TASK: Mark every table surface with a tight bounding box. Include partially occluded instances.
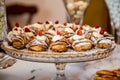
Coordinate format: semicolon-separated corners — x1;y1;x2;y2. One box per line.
0;45;120;80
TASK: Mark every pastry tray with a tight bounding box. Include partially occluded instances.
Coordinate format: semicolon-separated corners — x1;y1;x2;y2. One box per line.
1;42;116;63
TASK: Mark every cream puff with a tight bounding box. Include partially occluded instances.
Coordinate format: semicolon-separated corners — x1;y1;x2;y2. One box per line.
26;32;49;51
50;34;69;52
7;23;26;49
72;39;93;51
96;38;112;49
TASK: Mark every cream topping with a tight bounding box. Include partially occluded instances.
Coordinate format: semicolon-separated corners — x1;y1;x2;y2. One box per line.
44;21;53;30
26;35;48;48
36;35;47;41
26;39;47;48
82;25;92;31
31;23;44;31
64;27;74;33
70;35;85;40
99;39;112;44
24;32;35;39
8;27;24;42
93;32;103;38
12;27;23;35
72;40;91;47
66;23;73;27
52;35;63;42
47;29;56;35
7;32;14;42
54;24;63;28
75;42;91;47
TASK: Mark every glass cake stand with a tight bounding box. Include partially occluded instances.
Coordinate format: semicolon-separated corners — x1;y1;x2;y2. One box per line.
1;42;116;80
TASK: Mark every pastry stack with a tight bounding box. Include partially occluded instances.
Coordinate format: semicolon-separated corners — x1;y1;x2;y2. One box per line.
94;69;120;80
7;21;114;52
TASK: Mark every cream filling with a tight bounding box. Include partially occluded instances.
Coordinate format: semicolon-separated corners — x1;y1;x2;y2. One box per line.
64;27;74;33
93;32;103;38
31;23;44;30
75;42;91;47
47;29;56;35
52;35;63;42
36;35;47;42
82;25;91;31
70;35;85;40
99;39;112;44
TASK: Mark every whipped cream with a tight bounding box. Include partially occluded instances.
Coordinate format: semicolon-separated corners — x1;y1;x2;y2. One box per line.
12;27;23;35
24;32;35;40
47;29;56;35
72;40;91;47
64;27;74;33
44;21;53;30
36;35;47;41
52;35;63;42
26;35;48;47
54;24;63;28
99;39;112;44
70;35;85;40
75;42;91;47
82;25;92;31
93;32;103;38
31;23;45;31
66;23;73;27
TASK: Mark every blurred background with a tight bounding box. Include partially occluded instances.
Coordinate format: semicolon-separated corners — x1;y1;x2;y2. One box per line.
5;0;120;43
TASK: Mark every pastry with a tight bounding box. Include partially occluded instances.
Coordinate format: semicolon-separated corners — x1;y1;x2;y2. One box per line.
50;34;69;52
29;22;45;35
26;32;49;51
69;27;92;51
23;27;35;44
94;70;118;80
112;69;120;75
44;21;54;30
96;70;116;76
7;21;114;52
7;23;26;49
60;27;75;38
44;28;57;40
69;27;85;43
64;23;78;31
94;76;117;80
72;39;93;51
97;38;112;49
12;36;26;49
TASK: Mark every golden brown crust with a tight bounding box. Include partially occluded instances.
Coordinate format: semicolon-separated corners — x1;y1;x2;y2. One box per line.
12;40;25;49
28;45;47;51
112;69;120;75
72;39;93;51
50;44;67;52
97;43;112;49
96;70;116;76
73;44;92;51
94;76;117;80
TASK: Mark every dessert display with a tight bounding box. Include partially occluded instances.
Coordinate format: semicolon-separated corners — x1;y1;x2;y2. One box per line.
94;69;120;80
6;21;115;53
26;32;50;51
1;21;116;80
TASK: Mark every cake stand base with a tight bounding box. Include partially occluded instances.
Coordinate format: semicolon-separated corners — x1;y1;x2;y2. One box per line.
55;63;66;80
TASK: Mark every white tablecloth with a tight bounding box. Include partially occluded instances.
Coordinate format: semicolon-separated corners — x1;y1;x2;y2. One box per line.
0;45;120;80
